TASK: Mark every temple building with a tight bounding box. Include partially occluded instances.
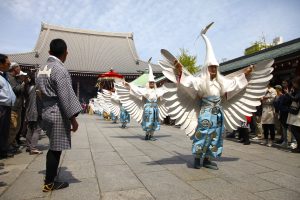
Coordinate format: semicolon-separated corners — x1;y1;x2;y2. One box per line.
220;38;300;85
7;23;161;102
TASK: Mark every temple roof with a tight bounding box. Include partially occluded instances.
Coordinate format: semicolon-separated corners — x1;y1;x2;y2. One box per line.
7;22;161;74
219;38;300;73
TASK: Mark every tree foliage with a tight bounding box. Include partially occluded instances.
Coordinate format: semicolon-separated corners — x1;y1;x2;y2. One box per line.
177;48;200;74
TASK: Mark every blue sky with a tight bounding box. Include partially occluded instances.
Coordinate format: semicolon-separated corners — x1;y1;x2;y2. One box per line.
0;0;299;65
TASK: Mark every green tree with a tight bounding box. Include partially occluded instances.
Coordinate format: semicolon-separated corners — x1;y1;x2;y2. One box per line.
177;48;200;74
244;34;273;55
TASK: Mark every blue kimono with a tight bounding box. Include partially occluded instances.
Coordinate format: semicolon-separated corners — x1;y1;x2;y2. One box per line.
142;100;160;132
192;96;224;158
127;84;166;139
110;112;117;123
179;71;248;159
120;106;130;127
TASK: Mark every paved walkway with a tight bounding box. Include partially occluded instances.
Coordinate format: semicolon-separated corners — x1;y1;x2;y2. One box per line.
1;114;300;200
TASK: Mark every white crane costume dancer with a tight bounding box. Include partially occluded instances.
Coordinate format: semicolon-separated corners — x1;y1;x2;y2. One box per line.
91;97;104;115
102;88;130;128
115;63;169;140
159;22;274;169
103;89;120;123
96;92;110;118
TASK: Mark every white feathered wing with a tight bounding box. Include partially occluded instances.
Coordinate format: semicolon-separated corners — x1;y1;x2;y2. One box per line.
114;83;144;123
115;83;169;124
159;57;274;137
222;59;274;131
102;89;121;118
97;92;110;114
163;82;201;138
155;86;170;121
159;60;201;137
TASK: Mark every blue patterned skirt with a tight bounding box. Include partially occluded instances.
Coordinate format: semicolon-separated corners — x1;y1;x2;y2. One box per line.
120;106;130;123
192;96;224;158
110;112;117;122
142;100;160;132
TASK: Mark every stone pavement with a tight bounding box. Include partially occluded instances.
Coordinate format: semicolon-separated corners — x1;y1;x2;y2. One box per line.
0;114;300;200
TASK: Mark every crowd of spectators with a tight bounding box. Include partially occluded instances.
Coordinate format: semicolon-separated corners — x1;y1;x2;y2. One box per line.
227;77;300;153
0;54;43;160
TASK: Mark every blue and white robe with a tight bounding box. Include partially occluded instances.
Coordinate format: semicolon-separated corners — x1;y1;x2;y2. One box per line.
142;100;160;132
129;85;163;135
180;72;248;159
110;112;117;123
120;106;130;126
192;96;224;158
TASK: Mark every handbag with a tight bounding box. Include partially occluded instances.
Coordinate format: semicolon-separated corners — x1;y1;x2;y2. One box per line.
289;101;300;115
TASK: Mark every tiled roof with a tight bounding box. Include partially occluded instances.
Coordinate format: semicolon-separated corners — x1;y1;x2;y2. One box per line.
7;22;161;73
220;38;300;73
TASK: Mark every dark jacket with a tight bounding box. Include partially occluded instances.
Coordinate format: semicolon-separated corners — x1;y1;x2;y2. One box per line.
25;85;42;122
288;89;300;103
7;73;25;111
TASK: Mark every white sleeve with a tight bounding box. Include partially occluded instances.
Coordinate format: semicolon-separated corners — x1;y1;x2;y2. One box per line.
224;73;248;99
129;83;147;97
180;73;201;91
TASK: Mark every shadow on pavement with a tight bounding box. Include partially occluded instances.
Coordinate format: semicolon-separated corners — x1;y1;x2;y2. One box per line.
35;144;49;151
218;156;240;162
39;167;81;184
145;152;240;169
100;126;126;129
226;137;293;152
57;167;81;183
111;134;171;140
145;153;195;168
0;164;8;187
0;181;7;187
